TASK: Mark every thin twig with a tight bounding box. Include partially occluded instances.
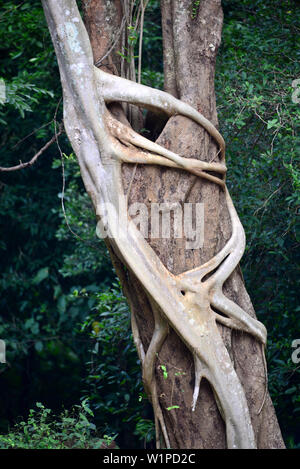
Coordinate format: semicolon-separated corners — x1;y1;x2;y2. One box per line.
0;122;64;172
138;0;150;84
10;120;54;149
53;115;100;248
254;182;286;216
0;2;25;20
54;118;84;242
257;343;268;415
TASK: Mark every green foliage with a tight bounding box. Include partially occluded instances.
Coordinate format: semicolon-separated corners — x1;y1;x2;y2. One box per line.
52;154;112;280
133;418;155;446
0;0;112;434
0;78;54;122
139;0;163;88
0;0;58;125
0;401;118;449
191;0;201;19
79;282;153;448
141;69;164;89
159;365;168;380
217;0;300;445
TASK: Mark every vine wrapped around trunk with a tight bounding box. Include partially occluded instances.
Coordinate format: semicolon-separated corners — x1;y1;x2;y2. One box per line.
42;0;284;449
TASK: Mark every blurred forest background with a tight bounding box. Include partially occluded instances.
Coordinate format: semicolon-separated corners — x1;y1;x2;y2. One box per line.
0;0;299;449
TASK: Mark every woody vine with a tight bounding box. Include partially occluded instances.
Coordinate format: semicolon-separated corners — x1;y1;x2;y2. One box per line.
42;0;269;449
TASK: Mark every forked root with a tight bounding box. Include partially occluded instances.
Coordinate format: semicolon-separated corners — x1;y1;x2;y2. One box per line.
105;110;226;187
142;302;170;448
43;1;268;448
192;356;205;412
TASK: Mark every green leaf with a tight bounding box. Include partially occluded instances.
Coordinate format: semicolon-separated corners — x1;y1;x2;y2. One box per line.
32;267;49;285
267;118;278;129
285;387;297;395
159;365;168;379
34;341;43;353
166;406;180;411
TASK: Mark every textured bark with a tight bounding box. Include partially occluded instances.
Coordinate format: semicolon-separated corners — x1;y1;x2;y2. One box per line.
83;0;123;74
61;0;284;449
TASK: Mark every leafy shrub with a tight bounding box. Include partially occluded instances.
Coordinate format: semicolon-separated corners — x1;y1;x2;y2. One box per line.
79;282;154;448
133;418;155;448
217;0;300;446
0;401;117;449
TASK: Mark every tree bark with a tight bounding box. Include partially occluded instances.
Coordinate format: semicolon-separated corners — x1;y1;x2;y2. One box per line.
48;0;285;449
143;0;285;448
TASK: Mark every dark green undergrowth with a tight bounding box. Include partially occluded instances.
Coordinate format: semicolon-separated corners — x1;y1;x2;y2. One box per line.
0;401;118;449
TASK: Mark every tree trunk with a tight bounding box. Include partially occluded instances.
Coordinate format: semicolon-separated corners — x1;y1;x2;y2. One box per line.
43;0;285;449
152;1;284;448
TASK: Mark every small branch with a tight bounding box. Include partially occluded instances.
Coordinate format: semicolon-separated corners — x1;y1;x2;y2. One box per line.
10;120;54;150
138;0;150;84
0;122;64;172
253;182;285;216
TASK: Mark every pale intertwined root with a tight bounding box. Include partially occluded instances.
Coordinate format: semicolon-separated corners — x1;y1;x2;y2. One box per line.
43;0;267;449
94;68;267;449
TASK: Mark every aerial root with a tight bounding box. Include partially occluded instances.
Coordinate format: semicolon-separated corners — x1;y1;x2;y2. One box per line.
106;112;226;187
211;293;267;346
141;303;170;448
152;380;171;449
192;356;204;411
45;0;269;449
131;304;170;448
257;343;268;415
96;67;226;160
131;309;146;364
99;65;264;447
